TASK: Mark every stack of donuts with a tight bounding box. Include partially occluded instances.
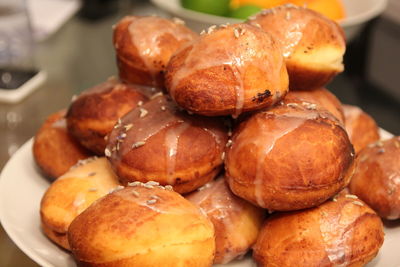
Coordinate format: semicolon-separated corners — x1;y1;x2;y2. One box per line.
34;5;399;267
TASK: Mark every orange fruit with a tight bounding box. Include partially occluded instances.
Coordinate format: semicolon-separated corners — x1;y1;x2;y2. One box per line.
287;0;345;21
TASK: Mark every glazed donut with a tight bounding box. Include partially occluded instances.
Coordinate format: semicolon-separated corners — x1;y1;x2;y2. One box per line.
165;23;289;117
253;190;384;267
343;104;380;153
283;87;345;125
66;78;148;155
68;182;215;267
225;102;354;211
40;157;120;250
33;110;91;180
349;137;400;220
186;176;265;264
106;95;228;194
113;16;198;87
248;4;345;91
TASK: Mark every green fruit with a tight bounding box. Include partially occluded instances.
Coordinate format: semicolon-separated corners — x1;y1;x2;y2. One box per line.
181;0;231;16
229;5;262;19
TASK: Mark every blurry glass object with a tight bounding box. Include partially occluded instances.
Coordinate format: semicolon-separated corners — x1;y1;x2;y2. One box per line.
0;0;34;69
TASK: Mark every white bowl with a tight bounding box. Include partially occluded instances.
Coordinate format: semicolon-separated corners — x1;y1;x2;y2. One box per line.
151;0;387;41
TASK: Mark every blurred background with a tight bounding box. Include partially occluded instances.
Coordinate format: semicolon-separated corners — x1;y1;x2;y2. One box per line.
0;0;399;266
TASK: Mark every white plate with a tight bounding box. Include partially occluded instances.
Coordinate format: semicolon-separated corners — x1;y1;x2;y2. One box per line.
151;0;388;41
0;130;399;267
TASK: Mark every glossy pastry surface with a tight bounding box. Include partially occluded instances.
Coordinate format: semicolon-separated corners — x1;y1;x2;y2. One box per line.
68;182;215;267
106;95;228;194
349;137;400;220
165;23;288;117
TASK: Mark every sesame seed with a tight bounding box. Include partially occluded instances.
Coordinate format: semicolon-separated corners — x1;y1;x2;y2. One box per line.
151;195;160;200
332;198;337;202
352;201;364;206
207;25;217;34
132;141;146;148
150;92;163;99
71;95;77;102
226;140;233;147
147;199;157;204
228;130;232;137
128;181;141;186
132;190;140;197
137;101;143;106
200;30;206;35
124;124;133;131
252;23;261;28
104;148;111;157
165;185;173;191
112;146;117;152
88;172;96;177
172;17;185;25
104;135;109;141
143;184;154;189
139;108;148;118
233;28;240;38
287;103;299;108
221;152;225;160
161;106;166;111
147;181;160;186
116;142;120;151
109;185;124;193
345;194;358;199
88;188;98;192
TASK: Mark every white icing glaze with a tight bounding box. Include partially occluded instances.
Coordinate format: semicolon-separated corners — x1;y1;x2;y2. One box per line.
128;16;196;86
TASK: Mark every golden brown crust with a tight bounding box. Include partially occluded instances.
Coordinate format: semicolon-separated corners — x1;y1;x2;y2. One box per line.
186;176;265;264
68;185;215;267
248;5;345;90
40;157;120;250
343;104;380;153
106;95;228;194
349;137;400;219
66;79;148;155
113;16;197;87
33;110;91;180
41;223;70;250
225;103;354;211
283;88;345;124
253;191;384;267
165;23;288;117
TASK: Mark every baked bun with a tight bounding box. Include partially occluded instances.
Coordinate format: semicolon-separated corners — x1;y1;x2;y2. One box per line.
187;176;265;264
66;78;148;155
248;4;345;90
165;23;288;117
225;103;354;211
106;95;228;194
68;182;215;267
343;104;380;153
33;110;91;180
40;157;120;249
283;87;345;124
113;16;197;87
349;137;400;220
253;191;384;267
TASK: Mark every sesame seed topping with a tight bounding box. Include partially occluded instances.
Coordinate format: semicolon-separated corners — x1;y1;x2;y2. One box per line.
220;23;230;28
71;95;78;102
165;185;173;191
287;103;299;108
116;142;120;151
143;184;154;189
124;123;133;131
200;30;206;35
132;141;146;148
147;181;160;186
128;181;141;186
104;148;112;157
147;199;157;204
109;185;124;193
161;106;166;111
172;17;185;25
132;190;140;197
345;194;358;199
233;28;240;38
252;22;261;28
352;201;364;206
139;108;148;118
221;152;226;160
226;140;233;147
150;92;163;99
104;135;109;141
207;25;217;34
137;101;143;106
151;195;160;200
88;172;96;177
228;130;232;137
332;198;337;202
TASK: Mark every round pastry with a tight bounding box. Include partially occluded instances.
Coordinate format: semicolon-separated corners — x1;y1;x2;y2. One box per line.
349;137;400;220
283;87;345;125
33;110;91;180
68;182;215;267
66;78;148;155
248;4;345;91
113;16;198;87
40;157;120;250
225;102;354;211
343;104;380;153
165;23;289;117
106;95;228;194
186;176;265;264
253;191;384;267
